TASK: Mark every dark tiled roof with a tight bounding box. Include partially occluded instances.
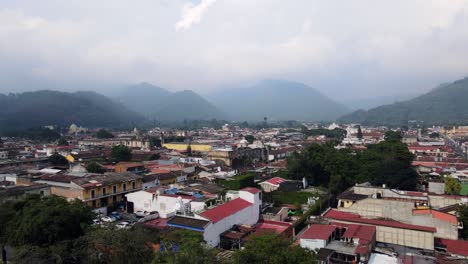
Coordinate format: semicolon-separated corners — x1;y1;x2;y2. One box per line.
337;190;368;201
168;215;210;229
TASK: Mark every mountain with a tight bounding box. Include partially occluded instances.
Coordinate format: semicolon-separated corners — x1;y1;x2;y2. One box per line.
0;90;145;130
115;82;172;116
117;83;226;120
339;77;468;125
208;79;349;121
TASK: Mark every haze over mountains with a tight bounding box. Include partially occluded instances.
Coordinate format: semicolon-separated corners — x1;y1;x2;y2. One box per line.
340;77;468;126
0;90;144;131
208;80;349;121
2;75;468;131
116;83;226;121
116;80;349;122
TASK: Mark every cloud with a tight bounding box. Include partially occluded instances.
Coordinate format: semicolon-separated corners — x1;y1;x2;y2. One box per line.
175;0;217;31
0;0;468;99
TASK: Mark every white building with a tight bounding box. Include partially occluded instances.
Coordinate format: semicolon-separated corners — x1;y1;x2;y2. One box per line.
168;187;262;247
125;188;206;218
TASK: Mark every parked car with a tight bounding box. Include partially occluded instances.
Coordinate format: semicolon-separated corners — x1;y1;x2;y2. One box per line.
134;210;150;217
110;211;122;220
101;216;117;223
115;221;130;229
92;219;101;226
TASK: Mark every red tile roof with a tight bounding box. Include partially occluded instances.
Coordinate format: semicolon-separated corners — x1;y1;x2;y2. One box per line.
240;187;261;194
413;209;458;225
199;198;252;223
436;238;468;256
264;177;287;186
324;209;436;233
300;224;336;240
255;220;292;235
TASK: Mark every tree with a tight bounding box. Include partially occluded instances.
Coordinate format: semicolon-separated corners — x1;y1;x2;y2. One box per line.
1;195;94;247
96;129;114;139
231;232;316;264
0;136;3;147
86;161;105;174
111;145;132;162
48;153;68;166
154;230;217;264
186;145;193;157
445;176;461;195
384;131;402;142
357;125;363;140
458;205;468;239
245;135;255;144
80;226;159;264
57;138;69;146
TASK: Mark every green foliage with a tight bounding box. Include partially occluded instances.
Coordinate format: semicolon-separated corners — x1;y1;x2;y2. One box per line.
458;205;468;240
0;195;94;246
150;137;162;147
269;191;316;205
1;127;61;142
445;176;461;195
57;137;69;146
187;145;192;157
81;226;158;264
0;90;145;130
357;125;363;139
286;140;417;194
340;77;468;126
301;127;346;139
164;135;186;143
111;145;132;162
154;229;217;264
216;173;255;190
96;128;114;138
245;135;255;144
385;131;402;142
48;152;69;166
231;232;316;264
86;161;105;174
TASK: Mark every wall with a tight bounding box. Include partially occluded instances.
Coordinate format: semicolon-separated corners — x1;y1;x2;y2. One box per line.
163;143;212;152
428;182;445;195
300;239;327;251
332;219;434;250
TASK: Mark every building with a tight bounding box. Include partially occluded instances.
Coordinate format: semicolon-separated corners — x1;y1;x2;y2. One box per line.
163;143;212;152
336;185;463;240
37;172;142;210
207;147;265;167
125;188;207;218
167;187;262;247
300;223;376;264
324;209;435;251
0;183;51;203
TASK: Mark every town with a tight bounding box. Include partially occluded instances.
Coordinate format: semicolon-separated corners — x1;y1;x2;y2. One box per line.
1;122;467;263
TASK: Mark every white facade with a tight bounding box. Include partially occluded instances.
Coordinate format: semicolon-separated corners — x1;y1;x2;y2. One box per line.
201;189;262;247
126;190;205;218
300;238;327;251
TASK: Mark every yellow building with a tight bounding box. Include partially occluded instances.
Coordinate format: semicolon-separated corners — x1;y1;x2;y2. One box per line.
50;172;143;208
163;143;212;152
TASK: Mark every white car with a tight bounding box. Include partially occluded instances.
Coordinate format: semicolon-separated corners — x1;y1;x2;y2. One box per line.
116;221;130;229
101;216;117;223
134;210;150;217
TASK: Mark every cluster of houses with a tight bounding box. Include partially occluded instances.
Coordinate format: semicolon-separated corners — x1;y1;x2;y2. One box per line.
1;123;468;263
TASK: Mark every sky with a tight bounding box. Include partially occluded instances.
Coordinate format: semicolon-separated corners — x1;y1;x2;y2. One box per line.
1;0;468;102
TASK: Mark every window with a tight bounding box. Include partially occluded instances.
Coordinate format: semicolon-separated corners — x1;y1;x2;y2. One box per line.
112;195;117;203
113;185;117;193
92;200;96;207
132;181;136;189
91;190;95;198
123;183;127;191
102;187;107;195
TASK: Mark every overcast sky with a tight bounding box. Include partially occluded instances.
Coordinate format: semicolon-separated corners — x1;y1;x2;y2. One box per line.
1;0;468;101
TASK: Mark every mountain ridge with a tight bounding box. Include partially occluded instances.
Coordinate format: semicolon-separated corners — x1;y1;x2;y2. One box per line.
339;76;468;125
